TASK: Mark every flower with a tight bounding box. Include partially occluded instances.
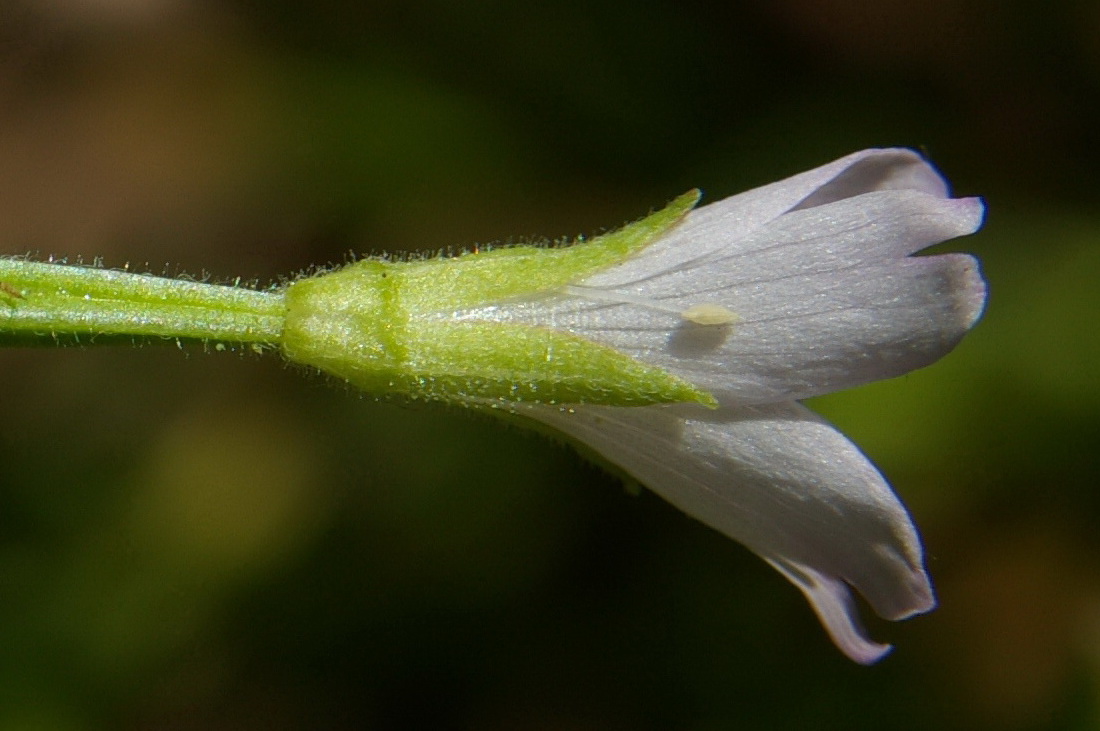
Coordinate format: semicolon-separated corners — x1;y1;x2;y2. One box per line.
282;148;986;664
458;148;987;663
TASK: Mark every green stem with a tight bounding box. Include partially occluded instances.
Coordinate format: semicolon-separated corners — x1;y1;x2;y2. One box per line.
0;258;285;346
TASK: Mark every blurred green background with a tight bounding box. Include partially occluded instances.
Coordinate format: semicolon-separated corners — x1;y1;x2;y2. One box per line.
1;1;1098;729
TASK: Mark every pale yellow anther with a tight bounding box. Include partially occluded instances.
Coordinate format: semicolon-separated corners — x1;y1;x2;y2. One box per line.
680;303;738;326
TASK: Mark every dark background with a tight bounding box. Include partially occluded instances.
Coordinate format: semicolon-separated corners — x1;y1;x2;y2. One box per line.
1;2;1098;729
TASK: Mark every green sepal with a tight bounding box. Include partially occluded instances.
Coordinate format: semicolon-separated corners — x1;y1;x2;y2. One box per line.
282;191;717;408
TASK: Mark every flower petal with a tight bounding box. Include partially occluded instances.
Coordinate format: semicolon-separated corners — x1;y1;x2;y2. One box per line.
679;148;950;241
601;148;959;275
763;558;894;665
589;189;983;287
582;251;986;403
789;147;952;208
515;400;935;664
472;191;985;402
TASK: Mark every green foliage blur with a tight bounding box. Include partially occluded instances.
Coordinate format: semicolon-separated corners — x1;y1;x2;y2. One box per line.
1;1;1098;729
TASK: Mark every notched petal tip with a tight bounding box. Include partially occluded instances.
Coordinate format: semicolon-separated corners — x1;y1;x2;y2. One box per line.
918;195;985;248
765;520;936;664
932;251;988;331
767;558;932;665
954;195;987;235
960;257;988;330
868;548;938;621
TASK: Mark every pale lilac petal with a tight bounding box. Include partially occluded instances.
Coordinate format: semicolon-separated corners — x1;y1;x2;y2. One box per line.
681;147;947;235
468;191;985;402
789;147;951;209
588;190;984;288
515;400;935;664
604;148;957;276
580;252;987;402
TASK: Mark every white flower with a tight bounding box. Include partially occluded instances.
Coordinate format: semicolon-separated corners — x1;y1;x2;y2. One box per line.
463;148;987;663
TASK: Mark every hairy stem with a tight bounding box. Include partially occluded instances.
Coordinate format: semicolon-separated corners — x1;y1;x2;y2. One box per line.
0;258;285;346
